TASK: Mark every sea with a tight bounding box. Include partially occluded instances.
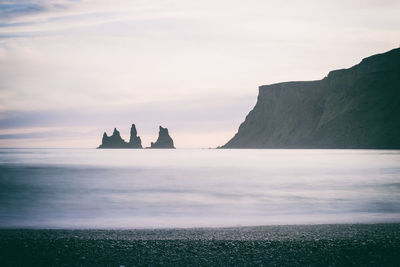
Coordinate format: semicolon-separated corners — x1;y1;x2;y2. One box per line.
0;148;399;229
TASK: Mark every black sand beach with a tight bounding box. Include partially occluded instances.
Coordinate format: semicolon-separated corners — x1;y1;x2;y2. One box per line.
1;224;400;266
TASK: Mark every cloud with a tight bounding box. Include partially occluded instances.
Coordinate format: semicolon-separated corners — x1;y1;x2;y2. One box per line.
0;2;46;19
0;93;256;130
0;0;76;23
0;129;70;139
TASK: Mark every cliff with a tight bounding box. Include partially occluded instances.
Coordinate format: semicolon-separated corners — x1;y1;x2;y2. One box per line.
222;48;400;148
149;126;175;149
98;124;142;149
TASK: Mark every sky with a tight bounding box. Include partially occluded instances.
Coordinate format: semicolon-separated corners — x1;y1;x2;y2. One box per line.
0;0;399;148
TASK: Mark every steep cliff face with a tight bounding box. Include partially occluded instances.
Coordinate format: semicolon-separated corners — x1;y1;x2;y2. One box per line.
98;124;143;149
149;126;175;149
222;48;400;148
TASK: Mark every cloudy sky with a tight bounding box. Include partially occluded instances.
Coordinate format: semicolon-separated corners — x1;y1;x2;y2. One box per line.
0;0;399;148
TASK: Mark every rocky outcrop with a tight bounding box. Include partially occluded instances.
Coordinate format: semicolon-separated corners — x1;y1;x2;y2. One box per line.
128;124;142;148
98;123;143;149
98;128;127;148
221;48;400;148
149;126;175;149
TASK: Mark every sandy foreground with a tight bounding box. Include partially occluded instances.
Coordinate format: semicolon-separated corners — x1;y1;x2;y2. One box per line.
1;224;400;266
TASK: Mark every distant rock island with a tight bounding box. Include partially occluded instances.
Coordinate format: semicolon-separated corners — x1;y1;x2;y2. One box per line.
98;124;142;149
98;124;175;149
148;126;175;149
222;48;400;148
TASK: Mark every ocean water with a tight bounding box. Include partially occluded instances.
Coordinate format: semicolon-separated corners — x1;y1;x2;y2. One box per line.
0;148;399;228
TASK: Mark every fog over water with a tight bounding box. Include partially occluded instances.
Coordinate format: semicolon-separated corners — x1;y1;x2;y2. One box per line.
0;149;399;228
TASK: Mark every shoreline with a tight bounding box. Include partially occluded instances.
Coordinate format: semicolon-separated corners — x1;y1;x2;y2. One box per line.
1;223;400;266
1;222;400;235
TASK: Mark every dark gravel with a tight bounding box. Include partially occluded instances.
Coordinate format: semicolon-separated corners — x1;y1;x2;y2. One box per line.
1;224;400;266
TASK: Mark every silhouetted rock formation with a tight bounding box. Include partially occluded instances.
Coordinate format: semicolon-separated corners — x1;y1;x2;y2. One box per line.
98;128;127;148
149;126;175;149
98;124;143;149
128;124;142;148
222;48;400;148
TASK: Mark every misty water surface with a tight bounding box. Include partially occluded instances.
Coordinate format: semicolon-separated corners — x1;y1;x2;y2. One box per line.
0;149;399;228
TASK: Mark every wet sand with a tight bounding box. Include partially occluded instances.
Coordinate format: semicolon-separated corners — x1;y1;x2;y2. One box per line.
1;224;400;266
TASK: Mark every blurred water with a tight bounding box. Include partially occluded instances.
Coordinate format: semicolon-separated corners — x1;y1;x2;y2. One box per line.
0;148;399;228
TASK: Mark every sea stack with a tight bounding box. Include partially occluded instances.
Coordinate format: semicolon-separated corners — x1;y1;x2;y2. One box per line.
97;123;143;149
98;128;127;148
149;126;175;149
128;124;142;148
